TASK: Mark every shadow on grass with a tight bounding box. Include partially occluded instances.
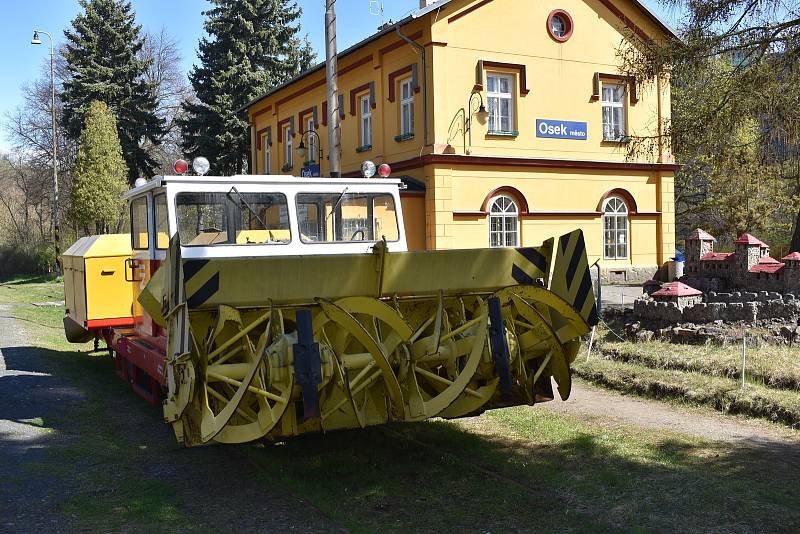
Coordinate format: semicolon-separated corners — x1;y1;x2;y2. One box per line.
2;344;800;533
0;274;58;285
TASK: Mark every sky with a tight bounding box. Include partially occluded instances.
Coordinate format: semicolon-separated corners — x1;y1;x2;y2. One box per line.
0;0;682;151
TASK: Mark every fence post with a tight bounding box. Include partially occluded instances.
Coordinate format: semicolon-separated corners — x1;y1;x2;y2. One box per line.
741;334;747;389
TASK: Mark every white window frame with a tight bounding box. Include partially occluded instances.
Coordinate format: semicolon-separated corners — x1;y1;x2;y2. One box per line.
305;117;316;164
360;94;372;147
400;77;414;137
489;195;520;248
602;83;626;141
602;196;629;260
284;126;293;168
487;73;515;134
263;138;271;175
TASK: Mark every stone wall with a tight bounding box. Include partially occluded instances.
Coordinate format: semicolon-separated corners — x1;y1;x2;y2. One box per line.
704;291;790;303
634;292;800;324
786;264;800;292
679;276;727;292
599;266;658;284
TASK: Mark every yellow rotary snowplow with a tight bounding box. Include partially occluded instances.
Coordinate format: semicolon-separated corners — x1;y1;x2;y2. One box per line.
146;215;596;445
66;173;597;447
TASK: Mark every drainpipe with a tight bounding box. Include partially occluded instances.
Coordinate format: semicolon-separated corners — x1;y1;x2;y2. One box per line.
395;26;429;148
656;74;663;163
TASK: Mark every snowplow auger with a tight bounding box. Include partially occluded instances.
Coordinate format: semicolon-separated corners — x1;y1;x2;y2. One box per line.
142;230;598;446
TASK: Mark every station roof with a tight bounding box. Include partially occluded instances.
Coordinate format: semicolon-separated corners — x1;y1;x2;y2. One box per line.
734;233;768;246
782;252;800;261
240;0;680;114
652;282;702;298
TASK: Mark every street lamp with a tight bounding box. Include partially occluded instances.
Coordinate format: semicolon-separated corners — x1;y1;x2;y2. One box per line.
297;129;323;165
464;91;489;153
31;30;60;274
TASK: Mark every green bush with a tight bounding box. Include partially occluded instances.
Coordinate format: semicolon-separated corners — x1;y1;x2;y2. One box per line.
0;244;56;278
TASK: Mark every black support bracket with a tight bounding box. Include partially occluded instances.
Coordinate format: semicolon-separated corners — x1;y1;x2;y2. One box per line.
293;309;322;419
487;297;512;396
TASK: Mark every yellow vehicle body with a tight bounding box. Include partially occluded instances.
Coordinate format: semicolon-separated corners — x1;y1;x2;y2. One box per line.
142;230;597;447
62;234;134;341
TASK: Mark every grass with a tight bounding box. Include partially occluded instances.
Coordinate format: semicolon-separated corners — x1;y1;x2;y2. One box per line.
575;357;800;428
241;406;800;533
597;339;800;390
0;274;62;304
4;278;800;532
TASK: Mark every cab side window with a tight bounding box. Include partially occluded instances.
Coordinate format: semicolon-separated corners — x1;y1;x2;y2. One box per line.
131;196;149;250
154;194;169;249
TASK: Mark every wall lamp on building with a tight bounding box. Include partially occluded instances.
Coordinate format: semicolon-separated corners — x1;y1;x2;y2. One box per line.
464;91;489;152
297;129;323;164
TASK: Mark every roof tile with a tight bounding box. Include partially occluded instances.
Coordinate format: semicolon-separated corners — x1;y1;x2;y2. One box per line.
734;233;768;246
652;282;703;297
688;228;716;241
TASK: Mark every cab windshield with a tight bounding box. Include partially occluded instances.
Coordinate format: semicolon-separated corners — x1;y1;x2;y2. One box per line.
176;191;291;246
296;192;399;243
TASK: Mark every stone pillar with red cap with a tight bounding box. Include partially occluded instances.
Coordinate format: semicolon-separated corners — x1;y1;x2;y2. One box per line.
782;252;800;292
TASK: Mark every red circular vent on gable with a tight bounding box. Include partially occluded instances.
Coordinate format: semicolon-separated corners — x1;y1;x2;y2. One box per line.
547;9;574;43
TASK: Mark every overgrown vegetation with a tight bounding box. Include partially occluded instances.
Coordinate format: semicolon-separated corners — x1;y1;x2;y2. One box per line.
576;330;800;427
576;358;800;427
619;0;800;249
595;339;800;390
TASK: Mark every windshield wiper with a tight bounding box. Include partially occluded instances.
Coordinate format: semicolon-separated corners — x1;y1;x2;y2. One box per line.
227;186;267;230
327;187;349;222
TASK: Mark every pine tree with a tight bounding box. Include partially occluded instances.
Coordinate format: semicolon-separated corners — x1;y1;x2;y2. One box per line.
70;101;129;234
179;0;316;175
62;0;165;185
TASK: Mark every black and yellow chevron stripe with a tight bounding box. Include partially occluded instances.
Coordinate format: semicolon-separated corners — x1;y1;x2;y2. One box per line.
549;230;599;326
182;259;220;309
511;238;553;285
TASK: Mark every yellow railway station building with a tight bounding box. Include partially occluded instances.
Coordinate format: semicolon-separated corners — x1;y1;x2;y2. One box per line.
244;0;678;282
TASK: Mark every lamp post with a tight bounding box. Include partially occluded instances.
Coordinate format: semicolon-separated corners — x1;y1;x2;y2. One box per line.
464;91;489;153
31;30;60;274
297;129;324;166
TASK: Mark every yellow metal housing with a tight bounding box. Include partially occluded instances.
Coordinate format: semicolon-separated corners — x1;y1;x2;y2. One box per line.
62;234;133;331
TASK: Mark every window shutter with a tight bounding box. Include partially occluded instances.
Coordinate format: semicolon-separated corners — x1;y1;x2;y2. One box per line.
411;64;419;92
322;101;328;126
266;126;272;146
312;105;319;128
338;94;345;120
369;81;376;109
289;116;295;136
475;60;484;90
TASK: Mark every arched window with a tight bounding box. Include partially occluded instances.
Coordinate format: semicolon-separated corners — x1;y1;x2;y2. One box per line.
603;196;628;259
489;195;519;247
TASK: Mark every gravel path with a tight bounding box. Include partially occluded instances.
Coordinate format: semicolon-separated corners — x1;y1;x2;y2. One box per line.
0;304;85;532
546;380;800;450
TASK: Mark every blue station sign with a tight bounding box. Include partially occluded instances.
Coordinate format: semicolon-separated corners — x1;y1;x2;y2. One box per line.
536;119;588;140
300;164;321;178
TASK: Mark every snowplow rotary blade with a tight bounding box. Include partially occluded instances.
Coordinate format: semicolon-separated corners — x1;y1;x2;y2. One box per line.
153;230;597;446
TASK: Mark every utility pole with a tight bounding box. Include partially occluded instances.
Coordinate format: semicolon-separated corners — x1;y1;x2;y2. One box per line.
31;30;60;274
325;0;341;177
